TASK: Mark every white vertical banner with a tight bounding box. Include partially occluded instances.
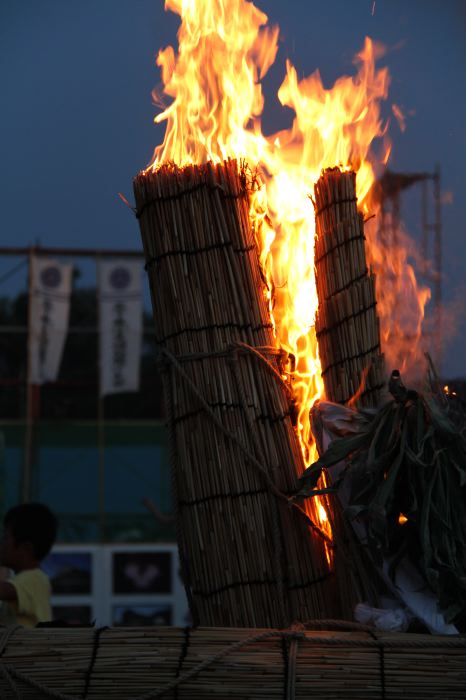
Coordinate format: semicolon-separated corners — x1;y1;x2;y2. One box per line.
29;256;73;385
98;260;142;396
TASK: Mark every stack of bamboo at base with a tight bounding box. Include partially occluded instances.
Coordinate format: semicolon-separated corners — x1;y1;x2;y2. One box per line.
2;626;466;699
133;159;344;628
314;168;386;408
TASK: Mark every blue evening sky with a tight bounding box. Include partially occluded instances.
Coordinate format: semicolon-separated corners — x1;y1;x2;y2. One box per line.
0;0;465;376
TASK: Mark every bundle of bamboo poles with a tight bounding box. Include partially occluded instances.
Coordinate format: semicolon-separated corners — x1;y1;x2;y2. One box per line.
314;168;386;408
133;159;344;628
2;625;466;699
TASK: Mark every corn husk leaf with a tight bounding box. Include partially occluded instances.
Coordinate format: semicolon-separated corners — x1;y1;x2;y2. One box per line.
298;372;466;625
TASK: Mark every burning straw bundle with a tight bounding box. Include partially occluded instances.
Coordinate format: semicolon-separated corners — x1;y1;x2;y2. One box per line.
314;168;385;408
2;625;466;699
133;159;342;628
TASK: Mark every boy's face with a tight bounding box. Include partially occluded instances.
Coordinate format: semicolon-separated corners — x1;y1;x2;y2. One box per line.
0;526;18;569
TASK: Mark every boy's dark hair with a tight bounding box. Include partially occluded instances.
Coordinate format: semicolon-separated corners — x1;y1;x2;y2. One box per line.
4;502;57;560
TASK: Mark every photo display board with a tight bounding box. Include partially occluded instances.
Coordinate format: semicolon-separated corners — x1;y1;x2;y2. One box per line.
42;544;189;627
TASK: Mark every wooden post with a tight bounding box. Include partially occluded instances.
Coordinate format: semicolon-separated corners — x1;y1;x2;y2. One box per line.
96;255;107;542
22;246;36;502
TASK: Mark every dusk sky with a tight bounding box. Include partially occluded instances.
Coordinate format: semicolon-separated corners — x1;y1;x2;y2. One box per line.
1;0;465;377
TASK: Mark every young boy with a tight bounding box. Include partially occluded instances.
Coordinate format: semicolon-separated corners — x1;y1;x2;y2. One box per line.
0;502;57;627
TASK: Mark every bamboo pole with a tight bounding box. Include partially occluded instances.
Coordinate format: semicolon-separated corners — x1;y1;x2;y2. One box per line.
133;159;344;628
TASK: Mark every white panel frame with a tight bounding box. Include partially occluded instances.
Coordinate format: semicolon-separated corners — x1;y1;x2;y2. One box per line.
47;543;189;627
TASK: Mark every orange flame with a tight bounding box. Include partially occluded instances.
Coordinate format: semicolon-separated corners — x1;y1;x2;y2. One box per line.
392;103;406;132
147;0;430;488
347;366;371;409
364;215;431;379
152;0;278;166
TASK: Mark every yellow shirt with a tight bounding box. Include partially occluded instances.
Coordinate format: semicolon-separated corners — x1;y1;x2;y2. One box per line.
1;569;52;628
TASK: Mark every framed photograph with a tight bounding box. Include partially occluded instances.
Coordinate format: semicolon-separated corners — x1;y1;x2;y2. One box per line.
112;551;172;594
52;605;92;625
112;604;172;627
42;551;92;595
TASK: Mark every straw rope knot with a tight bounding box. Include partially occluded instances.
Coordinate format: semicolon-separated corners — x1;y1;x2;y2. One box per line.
282;625;303;700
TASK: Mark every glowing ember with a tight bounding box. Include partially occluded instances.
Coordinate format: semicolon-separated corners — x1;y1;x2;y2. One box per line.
148;0;430;470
